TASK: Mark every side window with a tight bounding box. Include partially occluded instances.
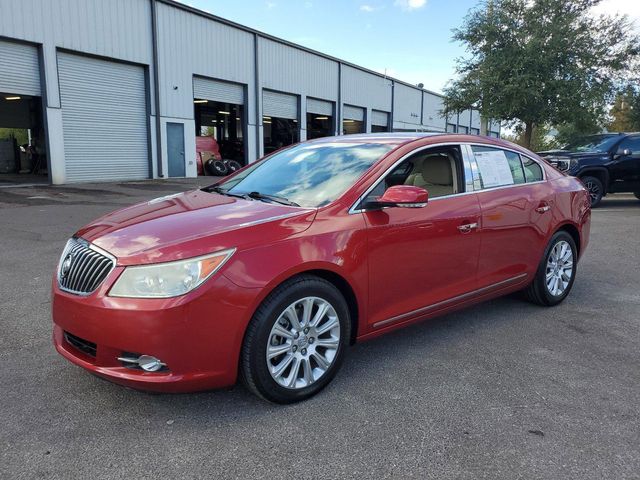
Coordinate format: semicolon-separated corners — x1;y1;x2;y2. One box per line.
618;136;640;154
521;156;543;182
359;146;463;206
471;146;525;188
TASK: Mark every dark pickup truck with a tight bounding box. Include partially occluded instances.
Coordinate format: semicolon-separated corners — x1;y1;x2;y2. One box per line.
538;132;640;207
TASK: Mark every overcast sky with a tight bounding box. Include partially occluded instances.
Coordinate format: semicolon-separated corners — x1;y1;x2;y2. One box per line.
178;0;640;95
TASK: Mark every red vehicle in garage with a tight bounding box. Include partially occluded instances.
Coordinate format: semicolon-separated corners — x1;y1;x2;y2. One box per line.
52;133;591;403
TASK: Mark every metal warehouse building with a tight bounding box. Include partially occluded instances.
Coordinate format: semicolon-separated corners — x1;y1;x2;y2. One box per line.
0;0;500;185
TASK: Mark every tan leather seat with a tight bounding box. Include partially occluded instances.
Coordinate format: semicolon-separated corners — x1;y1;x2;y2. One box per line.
406;154;455;197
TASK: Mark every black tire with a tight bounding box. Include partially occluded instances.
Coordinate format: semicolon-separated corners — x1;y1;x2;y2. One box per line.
241;275;350;404
581;175;603;208
525;230;578;306
205;159;228;176
634;192;640;201
225;160;243;173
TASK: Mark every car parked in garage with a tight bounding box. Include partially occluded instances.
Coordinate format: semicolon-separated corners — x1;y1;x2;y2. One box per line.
52;133;591;403
538;132;640;207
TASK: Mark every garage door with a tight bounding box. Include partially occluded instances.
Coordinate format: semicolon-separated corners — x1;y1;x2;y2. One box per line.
371;110;389;127
343;105;365;122
307;98;333;116
193;77;244;104
263;90;298;120
0;40;41;96
58;52;149;182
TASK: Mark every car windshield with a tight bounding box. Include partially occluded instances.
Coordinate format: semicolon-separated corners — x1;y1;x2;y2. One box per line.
563;135;620;153
213;142;393;208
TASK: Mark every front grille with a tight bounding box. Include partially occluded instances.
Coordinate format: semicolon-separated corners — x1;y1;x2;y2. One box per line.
64;331;97;357
57;238;115;295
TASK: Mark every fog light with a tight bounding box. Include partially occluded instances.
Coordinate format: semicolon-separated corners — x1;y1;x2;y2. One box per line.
118;354;166;372
138;355;165;372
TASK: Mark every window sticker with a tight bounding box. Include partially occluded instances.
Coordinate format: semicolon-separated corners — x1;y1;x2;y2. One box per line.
474;150;514;188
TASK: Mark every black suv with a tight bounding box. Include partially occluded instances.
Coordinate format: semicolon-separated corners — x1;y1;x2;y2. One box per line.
538;133;640;207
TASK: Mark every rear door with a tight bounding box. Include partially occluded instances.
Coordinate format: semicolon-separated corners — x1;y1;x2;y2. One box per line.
360;144;482;329
470;146;553;288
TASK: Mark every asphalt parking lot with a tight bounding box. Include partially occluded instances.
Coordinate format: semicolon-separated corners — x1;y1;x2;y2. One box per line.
1;181;638;479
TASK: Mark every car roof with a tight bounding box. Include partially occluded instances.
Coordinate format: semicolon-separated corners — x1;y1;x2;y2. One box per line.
305;132;446;146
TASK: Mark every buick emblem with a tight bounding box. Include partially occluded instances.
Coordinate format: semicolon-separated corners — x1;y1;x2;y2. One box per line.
61;254;74;278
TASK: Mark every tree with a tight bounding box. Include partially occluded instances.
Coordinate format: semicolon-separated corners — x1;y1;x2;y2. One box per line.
443;0;639;149
502;123;559;151
608;87;640;132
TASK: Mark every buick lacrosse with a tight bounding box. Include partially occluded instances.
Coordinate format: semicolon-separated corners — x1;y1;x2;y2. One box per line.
53;133;591;403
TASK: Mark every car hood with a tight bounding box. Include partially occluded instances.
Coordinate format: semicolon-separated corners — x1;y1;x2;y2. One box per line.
538;150;606;160
76;190;317;265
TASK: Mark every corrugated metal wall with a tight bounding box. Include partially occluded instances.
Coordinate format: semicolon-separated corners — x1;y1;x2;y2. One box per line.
341;65;392;112
259;37;338;102
393;84;423;129
0;0;497;184
422;92;446;132
0;0;154;109
156;2;255;120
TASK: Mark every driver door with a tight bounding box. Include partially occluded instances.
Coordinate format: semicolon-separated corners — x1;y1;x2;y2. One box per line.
360;145;481;329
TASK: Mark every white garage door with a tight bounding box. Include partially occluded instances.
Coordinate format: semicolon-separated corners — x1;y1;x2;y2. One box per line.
343;105;365;122
263;90;298;120
58;52;149;182
0;40;41;96
193;77;244;105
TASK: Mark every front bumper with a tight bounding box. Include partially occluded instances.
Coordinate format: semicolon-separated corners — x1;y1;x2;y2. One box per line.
52;269;258;393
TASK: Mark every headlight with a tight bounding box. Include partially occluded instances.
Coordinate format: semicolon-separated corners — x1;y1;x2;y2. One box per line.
109;248;235;298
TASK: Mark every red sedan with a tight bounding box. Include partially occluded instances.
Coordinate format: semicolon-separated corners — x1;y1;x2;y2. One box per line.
52;133;591;403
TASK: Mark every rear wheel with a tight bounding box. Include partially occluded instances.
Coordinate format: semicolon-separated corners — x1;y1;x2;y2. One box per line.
581;175;603;207
525;231;577;306
241;275;350;403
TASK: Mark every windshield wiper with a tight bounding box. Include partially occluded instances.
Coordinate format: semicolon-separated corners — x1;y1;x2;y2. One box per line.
246;191;300;207
207;186;248;199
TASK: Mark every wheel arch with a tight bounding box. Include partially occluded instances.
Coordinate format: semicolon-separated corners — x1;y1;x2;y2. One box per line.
241;265;362;350
555;222;581;258
578;168;609;194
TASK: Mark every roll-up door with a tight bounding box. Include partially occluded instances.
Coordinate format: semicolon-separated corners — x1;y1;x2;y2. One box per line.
0;40;41;96
58;52;149;182
307;98;333;116
343;105;365;121
371;110;389;127
263;90;298;120
193;77;244;105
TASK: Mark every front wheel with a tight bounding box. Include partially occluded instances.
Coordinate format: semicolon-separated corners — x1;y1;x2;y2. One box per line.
525;231;577;306
241;275;350;403
581;175;603;208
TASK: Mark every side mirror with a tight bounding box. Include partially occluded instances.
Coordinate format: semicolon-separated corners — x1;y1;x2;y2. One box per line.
364;185;428;210
615;147;632;157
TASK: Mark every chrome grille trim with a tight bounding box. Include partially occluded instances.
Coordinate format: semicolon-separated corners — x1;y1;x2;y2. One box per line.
57;238;116;295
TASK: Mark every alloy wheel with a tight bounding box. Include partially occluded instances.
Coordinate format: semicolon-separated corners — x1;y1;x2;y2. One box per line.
545;240;574;296
584;180;600;204
266;296;341;390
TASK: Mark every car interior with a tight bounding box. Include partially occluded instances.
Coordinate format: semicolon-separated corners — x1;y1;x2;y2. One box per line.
364;146;462;203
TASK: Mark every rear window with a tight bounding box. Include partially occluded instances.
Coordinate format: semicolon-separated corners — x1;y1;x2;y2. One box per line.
522;156;543;182
471;146;525;188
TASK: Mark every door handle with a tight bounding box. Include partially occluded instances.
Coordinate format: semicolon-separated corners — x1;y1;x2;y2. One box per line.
457;222;478;233
535;205;551;213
